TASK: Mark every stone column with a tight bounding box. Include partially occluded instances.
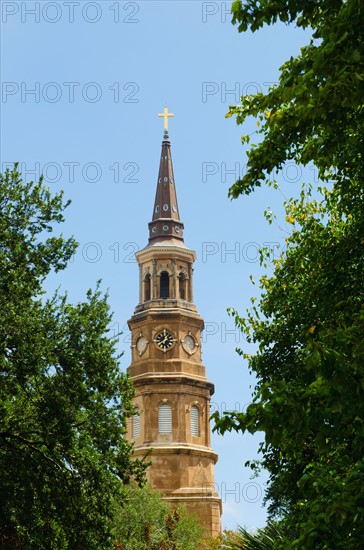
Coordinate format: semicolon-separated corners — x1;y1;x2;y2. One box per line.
139;263;143;303
188;262;194;303
179;393;186;443
152;259;158;299
172;258;177;299
143;393;151;443
206;398;210;446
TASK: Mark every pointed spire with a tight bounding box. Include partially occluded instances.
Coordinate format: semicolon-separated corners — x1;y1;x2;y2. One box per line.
148;117;184;243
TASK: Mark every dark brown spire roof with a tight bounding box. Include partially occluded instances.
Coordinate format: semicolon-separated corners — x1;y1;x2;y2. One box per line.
148;130;184;243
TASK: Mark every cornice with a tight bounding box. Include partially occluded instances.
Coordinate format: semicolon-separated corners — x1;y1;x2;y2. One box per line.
129;303;203;321
136;243;196;263
132;444;218;463
128;373;215;394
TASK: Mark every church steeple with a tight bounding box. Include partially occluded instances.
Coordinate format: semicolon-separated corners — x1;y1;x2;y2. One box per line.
148;113;184;243
148;132;184;243
126;111;222;538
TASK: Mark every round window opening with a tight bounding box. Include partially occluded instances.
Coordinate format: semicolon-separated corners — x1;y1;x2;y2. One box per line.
163;225;169;232
163;204;169;211
152;227;157;233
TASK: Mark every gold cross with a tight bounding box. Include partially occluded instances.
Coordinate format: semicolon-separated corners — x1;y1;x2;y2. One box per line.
158;106;174;131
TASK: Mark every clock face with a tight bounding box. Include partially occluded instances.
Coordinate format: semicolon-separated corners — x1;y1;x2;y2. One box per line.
182;334;196;354
154;329;175;351
136;335;148;356
184;335;195;350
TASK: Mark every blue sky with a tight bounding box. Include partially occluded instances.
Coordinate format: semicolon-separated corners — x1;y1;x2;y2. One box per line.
1;0;312;531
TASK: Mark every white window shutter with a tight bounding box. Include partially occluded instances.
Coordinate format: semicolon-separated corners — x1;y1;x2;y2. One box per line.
132;409;140;438
158;403;172;434
190;405;199;436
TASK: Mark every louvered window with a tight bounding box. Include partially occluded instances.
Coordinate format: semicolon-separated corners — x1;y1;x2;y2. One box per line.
132;409;140;439
158;403;172;434
190;405;200;436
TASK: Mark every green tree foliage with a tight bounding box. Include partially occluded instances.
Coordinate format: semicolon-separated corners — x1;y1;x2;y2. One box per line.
224;522;285;550
213;1;364;547
0;165;146;549
112;483;203;550
228;0;364;211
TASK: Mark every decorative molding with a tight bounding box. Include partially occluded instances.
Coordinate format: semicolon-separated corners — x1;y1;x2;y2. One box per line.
157;264;171;276
178;267;189;279
136;245;196;264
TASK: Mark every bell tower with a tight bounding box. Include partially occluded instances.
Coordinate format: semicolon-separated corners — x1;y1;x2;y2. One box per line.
127;110;222;537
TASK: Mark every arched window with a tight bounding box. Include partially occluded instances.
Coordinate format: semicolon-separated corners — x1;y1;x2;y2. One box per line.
144;273;151;301
160;271;169;299
178;272;187;300
132;408;140;439
158;403;172;434
190;405;199;436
